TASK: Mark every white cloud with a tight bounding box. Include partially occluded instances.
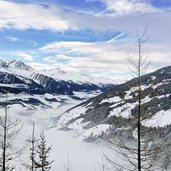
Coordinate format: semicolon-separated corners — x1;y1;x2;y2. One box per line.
43;56;58;63
0;0;69;31
56;54;73;60
39;40;171;77
15;52;33;61
5;35;38;47
40;41;106;54
61;1;171;48
39;40;128;76
0;0;170;48
95;0;158;16
43;55;73;63
28;62;55;70
5;36;18;42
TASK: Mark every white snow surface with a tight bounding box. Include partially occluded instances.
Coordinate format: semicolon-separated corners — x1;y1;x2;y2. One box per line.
109;102;137;118
0;58;34;78
56;105;88;129
100;96;121;104
81;124;111;138
143;109;171;127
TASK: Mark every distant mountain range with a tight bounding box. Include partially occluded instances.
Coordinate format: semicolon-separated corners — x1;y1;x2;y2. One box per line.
56;65;171;140
0;58;115;95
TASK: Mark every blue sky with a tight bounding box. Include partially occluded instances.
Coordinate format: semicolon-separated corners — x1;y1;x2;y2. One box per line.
0;0;171;79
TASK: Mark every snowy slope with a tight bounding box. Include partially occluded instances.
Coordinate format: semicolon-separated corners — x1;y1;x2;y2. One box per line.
56;65;171;139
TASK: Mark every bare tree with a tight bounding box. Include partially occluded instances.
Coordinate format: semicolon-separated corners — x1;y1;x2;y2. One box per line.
104;28;169;171
0;87;22;171
64;153;72;171
24;122;38;171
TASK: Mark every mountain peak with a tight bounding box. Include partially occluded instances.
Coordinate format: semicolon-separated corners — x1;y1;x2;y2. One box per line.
46;67;67;75
0;58;33;71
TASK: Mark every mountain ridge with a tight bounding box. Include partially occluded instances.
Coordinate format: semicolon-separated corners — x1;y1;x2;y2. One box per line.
0;58;116;95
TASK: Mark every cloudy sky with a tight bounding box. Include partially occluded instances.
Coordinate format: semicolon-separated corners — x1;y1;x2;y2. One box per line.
0;0;171;79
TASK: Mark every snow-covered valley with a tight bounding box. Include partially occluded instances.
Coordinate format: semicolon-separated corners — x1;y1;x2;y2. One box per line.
0;93;111;171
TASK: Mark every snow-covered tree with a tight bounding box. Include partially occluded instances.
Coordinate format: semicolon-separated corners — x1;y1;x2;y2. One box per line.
34;131;53;171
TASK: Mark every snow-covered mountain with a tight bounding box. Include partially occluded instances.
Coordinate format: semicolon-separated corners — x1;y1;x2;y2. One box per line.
0;58;33;77
56;65;171;140
0;58;116;96
41;68;115;85
0;58;115;86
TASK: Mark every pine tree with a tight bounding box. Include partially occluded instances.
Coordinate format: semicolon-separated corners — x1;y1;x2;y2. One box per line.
35;131;53;171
